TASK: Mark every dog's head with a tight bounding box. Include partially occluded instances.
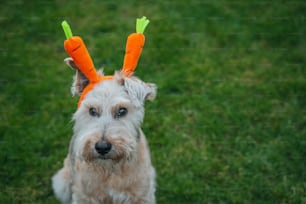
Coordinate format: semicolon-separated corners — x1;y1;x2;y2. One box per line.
65;58;156;163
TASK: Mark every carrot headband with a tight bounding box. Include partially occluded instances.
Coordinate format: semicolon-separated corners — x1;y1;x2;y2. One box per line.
61;17;150;107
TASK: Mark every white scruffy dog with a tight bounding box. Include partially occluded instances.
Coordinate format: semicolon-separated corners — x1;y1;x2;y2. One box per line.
52;58;157;204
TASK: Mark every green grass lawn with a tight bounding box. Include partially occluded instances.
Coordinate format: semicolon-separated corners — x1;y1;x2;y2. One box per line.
0;0;305;203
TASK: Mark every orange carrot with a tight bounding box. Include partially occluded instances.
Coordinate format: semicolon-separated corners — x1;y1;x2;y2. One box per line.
62;21;107;107
64;36;99;83
62;21;99;83
122;16;150;76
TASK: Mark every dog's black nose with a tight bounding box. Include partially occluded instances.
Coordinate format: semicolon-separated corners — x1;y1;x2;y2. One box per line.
95;142;112;155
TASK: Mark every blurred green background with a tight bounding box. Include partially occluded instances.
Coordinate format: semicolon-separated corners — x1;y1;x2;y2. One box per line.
0;0;305;203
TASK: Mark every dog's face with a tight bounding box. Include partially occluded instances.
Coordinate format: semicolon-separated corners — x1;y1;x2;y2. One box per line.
66;58;156;163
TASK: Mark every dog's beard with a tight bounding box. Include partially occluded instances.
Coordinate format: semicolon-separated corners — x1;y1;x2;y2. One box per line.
80;132;138;163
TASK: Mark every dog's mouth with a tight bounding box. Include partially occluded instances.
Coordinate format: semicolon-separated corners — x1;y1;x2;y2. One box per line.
83;149;119;162
97;154;112;160
96;150;126;161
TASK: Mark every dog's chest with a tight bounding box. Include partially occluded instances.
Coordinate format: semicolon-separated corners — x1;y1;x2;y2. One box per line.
73;162;138;201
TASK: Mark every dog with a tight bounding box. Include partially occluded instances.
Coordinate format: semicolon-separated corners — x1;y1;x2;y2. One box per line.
52;58;157;204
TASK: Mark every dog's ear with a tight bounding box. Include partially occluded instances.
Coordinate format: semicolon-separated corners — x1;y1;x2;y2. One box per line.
115;71;157;105
143;82;157;101
125;78;157;105
64;57;90;96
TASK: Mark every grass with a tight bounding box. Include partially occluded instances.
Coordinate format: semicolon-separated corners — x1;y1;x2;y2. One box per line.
0;0;305;203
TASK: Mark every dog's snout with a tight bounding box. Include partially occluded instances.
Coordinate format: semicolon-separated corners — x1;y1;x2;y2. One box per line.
95;141;112;155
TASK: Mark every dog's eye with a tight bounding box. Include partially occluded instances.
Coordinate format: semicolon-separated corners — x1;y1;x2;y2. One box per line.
89;107;100;117
115;107;128;119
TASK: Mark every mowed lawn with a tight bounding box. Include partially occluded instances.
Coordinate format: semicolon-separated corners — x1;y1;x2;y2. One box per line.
0;0;305;203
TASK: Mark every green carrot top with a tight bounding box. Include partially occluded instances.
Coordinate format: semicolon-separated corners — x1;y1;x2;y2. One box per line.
62;20;73;39
136;16;150;34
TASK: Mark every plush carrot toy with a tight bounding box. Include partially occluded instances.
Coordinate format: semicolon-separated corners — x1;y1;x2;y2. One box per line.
62;21;100;83
62;21;111;107
122;16;150;76
61;17;149;107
